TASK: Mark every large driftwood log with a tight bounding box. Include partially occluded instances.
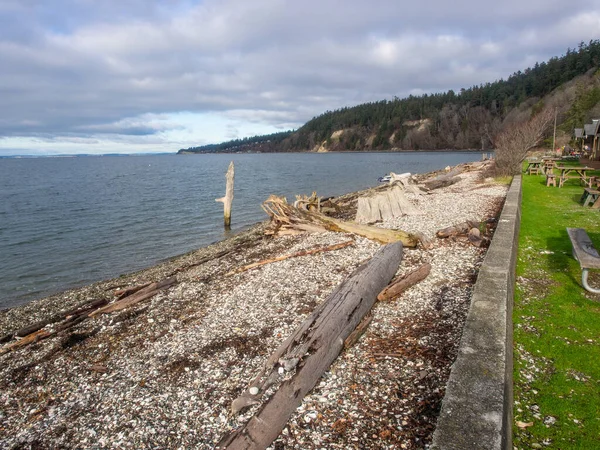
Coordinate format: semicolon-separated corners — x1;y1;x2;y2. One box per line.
217;242;403;449
377;263;432;301
216;161;235;228
262;195;419;247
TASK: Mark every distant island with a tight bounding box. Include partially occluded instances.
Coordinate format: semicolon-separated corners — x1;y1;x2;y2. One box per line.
179;40;600;155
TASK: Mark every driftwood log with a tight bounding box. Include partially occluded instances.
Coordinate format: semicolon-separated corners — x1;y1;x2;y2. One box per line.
377;263;432;301
262;195;419;247
436;220;482;238
217;242;403;449
115;282;152;299
90;278;176;316
227;240;354;276
436;220;491;247
1;278;176;355
423;167;463;191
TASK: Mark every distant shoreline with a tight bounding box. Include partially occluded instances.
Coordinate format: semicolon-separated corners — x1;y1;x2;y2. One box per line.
177;148;489;155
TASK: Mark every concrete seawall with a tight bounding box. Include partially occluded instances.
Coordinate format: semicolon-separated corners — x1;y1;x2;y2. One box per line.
431;175;522;450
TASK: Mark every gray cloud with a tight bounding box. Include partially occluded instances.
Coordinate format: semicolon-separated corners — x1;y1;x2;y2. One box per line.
0;0;598;152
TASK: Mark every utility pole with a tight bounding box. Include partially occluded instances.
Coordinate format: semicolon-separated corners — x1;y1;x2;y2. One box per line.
552;107;557;154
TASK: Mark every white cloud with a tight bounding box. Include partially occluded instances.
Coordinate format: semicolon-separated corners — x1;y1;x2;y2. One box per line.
0;0;598;155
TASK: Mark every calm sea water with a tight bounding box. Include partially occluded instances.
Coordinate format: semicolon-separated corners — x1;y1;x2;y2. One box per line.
0;152;484;309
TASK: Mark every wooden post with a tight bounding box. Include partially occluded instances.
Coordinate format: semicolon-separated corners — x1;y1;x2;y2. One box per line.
216;161;235;229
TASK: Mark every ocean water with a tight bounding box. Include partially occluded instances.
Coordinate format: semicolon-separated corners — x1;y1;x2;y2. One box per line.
0;151;484;309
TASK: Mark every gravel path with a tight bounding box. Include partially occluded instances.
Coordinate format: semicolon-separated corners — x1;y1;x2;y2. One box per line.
0;162;508;449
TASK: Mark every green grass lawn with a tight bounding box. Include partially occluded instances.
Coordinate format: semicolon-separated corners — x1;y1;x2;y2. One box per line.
513;168;600;449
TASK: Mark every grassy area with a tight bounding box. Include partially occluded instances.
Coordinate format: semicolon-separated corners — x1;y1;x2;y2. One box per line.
513;167;600;449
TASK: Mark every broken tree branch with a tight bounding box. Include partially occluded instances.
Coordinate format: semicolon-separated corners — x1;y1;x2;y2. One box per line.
227;240;354;276
90;277;176;316
377;263;432;301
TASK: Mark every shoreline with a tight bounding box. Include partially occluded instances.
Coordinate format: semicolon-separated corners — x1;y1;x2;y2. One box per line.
178;149;489;155
1;151;486;311
0;160;509;449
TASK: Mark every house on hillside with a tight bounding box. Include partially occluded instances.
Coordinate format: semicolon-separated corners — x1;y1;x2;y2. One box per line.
583;119;599;159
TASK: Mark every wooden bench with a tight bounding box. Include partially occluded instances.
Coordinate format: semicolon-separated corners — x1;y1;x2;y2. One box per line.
567;228;600;294
580;188;600;207
546;173;556;187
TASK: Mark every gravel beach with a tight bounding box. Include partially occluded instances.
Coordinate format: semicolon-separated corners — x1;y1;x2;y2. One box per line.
0;161;509;449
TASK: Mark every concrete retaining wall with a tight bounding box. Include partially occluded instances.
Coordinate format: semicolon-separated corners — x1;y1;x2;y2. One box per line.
430;175;522;450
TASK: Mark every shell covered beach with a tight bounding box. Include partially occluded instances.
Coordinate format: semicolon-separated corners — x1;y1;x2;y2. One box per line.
0;161;508;449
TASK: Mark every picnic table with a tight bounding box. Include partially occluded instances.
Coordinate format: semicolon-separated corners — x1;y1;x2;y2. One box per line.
541;157;561;174
524;160;542;175
556;165;594;187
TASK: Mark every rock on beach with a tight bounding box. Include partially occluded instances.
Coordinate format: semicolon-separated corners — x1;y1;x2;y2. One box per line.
0;161;509;449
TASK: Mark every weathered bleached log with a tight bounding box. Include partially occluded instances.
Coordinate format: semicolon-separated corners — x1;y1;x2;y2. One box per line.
227;240;354;276
392;174;427;195
89;278;176;316
217;242;403;449
423;176;460;190
389;172;412;183
293;192;320;211
422;167;464;191
262;195;419;247
216;161;235;228
377;263;432;301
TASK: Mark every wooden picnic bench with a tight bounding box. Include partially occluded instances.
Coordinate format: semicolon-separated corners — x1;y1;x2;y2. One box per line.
567;227;600;294
525;160;542;175
556;165;593;187
580;188;600;207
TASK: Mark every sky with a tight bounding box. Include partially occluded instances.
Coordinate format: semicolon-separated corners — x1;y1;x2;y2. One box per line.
0;0;599;156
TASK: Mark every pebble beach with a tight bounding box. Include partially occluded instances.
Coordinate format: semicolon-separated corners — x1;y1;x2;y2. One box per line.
0;161;509;449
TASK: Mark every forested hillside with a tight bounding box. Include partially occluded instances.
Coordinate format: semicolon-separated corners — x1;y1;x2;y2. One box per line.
179;40;600;154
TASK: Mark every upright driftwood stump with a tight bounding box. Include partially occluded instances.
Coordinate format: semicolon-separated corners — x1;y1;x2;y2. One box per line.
217;242;403;449
355;185;419;224
216;161;235;229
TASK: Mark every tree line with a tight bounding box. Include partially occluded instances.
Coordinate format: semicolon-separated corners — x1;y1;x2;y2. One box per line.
180;40;600;154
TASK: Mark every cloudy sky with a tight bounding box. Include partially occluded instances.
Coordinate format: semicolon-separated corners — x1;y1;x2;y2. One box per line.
0;0;599;155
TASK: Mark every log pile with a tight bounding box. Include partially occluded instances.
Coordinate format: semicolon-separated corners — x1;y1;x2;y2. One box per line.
0;278;176;355
262;195;419;247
